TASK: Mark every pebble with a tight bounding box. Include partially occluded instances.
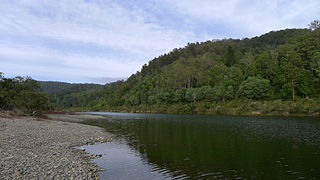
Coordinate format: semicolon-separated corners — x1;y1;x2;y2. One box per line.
0;114;112;179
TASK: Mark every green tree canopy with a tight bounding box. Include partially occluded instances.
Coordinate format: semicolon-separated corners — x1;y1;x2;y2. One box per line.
238;76;271;100
0;73;50;114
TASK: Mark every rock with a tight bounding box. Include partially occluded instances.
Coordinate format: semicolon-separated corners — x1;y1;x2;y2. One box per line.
251;111;261;116
95;154;102;158
282;112;289;116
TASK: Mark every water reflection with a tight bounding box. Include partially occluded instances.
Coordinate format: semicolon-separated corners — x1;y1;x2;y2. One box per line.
82;113;320;179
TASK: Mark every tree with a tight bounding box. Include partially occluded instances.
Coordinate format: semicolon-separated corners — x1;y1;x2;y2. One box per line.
309;20;320;30
226;45;236;66
238;52;254;76
210;75;237;102
249;48;279;82
172;88;186;103
0;73;50;114
16;90;50;113
212;84;225;102
238;76;271;100
228;67;244;98
297;69;314;98
279;45;303;106
185;88;201;102
310;52;320;79
200;86;216;102
208;63;228;86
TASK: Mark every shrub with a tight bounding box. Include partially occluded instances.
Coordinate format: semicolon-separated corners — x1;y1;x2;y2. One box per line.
238;76;271;100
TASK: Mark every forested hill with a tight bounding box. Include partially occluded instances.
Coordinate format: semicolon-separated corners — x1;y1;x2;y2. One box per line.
38;81;104;109
55;28;320;116
39;81;103;95
138;28;309;77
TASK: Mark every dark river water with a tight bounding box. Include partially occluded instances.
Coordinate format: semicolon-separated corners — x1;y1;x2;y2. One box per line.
79;112;320;179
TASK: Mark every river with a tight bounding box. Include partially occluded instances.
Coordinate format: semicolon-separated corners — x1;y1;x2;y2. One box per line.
79;112;320;179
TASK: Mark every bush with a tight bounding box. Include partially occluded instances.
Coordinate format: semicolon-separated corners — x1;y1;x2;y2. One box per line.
238;76;271;100
0;73;51;114
185;88;201;102
173;88;186;103
16;90;50;113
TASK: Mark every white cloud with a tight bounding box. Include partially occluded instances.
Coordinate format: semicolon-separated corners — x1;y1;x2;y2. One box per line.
164;0;320;36
0;0;319;83
0;42;140;82
0;0;196;82
0;0;190;54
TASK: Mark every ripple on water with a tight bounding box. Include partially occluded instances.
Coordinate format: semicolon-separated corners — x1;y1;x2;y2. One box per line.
81;113;320;179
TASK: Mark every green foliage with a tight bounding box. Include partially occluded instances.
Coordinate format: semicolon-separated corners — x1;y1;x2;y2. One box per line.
38;81;104;109
310;52;320;79
16;91;50;112
238;76;271;100
0;74;50;114
185;88;201;102
172;88;186;103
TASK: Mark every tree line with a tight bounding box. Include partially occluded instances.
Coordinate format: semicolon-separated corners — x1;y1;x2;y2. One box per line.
38;81;103;109
0;73;50;114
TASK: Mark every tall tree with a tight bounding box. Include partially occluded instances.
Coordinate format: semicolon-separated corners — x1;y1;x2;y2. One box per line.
226;45;236;66
280;45;303;106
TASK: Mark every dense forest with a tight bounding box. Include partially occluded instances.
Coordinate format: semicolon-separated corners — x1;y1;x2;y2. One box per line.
38;81;104;109
73;26;320;116
0;73;50;114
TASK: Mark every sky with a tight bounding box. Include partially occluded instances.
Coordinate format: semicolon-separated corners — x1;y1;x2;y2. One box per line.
0;0;319;84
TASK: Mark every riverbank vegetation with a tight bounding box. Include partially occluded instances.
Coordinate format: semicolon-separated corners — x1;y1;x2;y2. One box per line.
88;99;319;116
0;73;50;115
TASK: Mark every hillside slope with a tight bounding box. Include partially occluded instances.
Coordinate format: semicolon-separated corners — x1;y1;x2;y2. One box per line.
53;28;320;116
38;81;104;109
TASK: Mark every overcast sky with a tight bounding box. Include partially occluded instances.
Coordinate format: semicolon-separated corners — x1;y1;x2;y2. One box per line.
0;0;319;84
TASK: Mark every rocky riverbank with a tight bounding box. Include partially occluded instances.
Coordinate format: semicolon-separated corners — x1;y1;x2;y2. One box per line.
0;112;112;179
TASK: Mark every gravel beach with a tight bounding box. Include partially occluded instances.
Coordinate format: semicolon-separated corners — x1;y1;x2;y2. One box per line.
0;112;112;179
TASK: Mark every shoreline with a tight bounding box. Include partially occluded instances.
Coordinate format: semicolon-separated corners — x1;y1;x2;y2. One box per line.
0;112;112;179
72;99;320;117
70;108;320;118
